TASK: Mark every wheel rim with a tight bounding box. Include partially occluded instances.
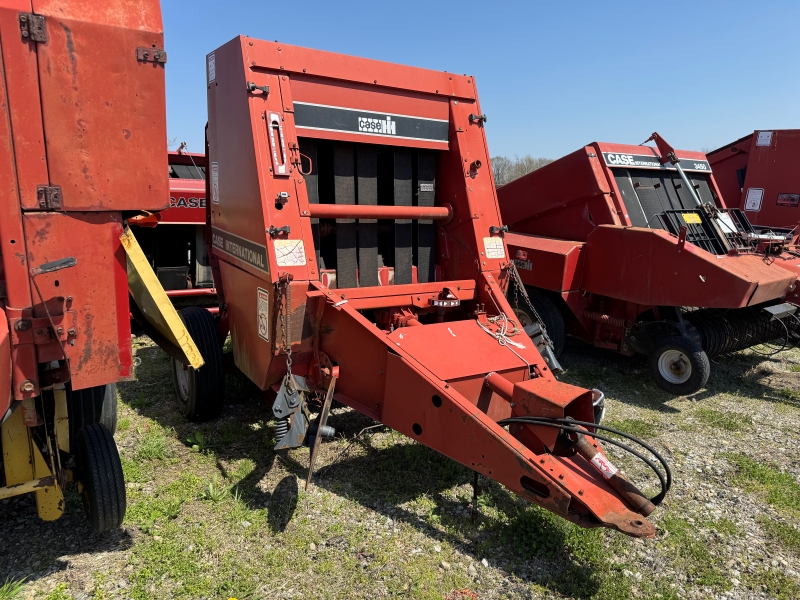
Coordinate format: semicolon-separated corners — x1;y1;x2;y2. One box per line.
658;349;692;384
174;359;190;400
513;308;533;329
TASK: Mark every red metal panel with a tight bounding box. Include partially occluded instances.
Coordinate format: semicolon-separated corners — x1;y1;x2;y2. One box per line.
0;304;11;415
31;0;168;211
707;133;752;211
0;0;48;210
505;232;584;292
160;179;206;224
23;212;127;390
740;130;800;228
582;225;796;308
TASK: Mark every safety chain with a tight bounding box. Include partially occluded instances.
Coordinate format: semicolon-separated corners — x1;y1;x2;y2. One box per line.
508;261;555;350
278;273;293;378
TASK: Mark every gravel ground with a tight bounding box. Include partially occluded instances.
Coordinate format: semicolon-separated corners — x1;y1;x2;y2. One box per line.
1;336;799;599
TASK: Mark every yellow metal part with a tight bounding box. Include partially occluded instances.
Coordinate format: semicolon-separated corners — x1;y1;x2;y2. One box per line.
54;386;69;453
120;226;204;368
1;407;64;520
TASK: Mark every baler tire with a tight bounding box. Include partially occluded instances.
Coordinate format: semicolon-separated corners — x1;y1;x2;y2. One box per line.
66;383;118;440
648;336;710;396
513;289;566;357
74;423;126;533
171;306;225;422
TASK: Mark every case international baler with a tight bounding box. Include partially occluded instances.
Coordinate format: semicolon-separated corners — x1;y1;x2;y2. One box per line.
170;36;673;539
0;0;203;531
498;134;800;395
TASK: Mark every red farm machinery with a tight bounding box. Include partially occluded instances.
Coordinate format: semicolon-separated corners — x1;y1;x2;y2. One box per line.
166;35;676;539
0;0;204;531
498;133;800;395
708;129;800;236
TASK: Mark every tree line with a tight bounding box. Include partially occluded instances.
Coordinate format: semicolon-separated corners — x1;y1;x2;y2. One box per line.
491;155;554;187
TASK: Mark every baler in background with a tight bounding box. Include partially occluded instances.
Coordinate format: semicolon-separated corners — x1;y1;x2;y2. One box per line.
498;133;800;395
167;36;675;539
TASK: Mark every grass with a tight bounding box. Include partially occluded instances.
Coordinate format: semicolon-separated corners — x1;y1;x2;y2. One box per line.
790;365;800;373
757;515;800;553
657;515;731;590
694;408;752;431
603;418;656;438
0;579;25;600
724;453;800;513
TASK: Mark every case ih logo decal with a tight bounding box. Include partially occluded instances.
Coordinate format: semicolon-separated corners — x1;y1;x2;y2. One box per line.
293;102;449;145
211;227;269;273
603;152;712;173
358;115;396;136
169;196;206;208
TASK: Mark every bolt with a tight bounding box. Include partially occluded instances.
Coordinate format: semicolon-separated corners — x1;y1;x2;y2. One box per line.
68;328;76;336
558;474;564;480
22;30;29;37
578;490;584;496
20;380;35;393
20;14;27;21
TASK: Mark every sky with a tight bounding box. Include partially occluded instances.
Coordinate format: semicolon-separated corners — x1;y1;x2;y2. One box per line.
163;0;800;160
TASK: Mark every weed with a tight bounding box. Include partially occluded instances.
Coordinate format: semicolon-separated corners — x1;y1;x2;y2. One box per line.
0;578;25;600
778;387;800;400
186;430;211;452
163;498;185;520
756;515;800;552
789;365;800;373
117;417;131;431
44;583;72;600
742;569;800;600
695;408;752;432
130;392;151;409
724;453;800;513
604;418;657;438
140;510;160;534
658;515;731;589
202;476;232;503
136;424;172;461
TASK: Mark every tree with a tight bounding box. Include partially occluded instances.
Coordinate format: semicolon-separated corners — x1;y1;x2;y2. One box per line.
491;155;554;187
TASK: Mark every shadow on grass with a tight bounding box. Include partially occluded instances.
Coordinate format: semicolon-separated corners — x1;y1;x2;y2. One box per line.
117;343;608;599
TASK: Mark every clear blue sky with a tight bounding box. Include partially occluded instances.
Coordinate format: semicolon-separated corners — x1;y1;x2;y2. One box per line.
163;0;800;159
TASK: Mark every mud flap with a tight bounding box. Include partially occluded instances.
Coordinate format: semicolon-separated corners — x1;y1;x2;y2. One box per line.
119;227;204;368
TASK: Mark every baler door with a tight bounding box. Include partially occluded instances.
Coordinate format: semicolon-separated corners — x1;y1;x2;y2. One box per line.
31;0;168;211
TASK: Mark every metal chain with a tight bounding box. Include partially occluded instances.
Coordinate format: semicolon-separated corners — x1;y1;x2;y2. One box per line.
508;261;554;349
281;275;293;377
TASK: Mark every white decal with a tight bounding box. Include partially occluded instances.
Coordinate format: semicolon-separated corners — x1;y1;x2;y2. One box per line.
358;116;396;136
210;162;219;204
591;453;618;480
483;237;505;260
257;288;270;341
274;239;307;267
606;153;636;166
756;131;773;147
207;53;216;83
744;187;764;212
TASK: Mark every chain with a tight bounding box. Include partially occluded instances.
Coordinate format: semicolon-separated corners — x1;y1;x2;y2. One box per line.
508;261;554;349
278;274;293;378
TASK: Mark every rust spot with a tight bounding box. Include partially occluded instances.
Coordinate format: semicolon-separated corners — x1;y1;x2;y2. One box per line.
14;252;26;265
62;25;78;86
122;129;131;139
32;221;51;245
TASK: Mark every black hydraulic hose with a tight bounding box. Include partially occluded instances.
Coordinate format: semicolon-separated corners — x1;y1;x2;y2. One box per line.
497;417;672;506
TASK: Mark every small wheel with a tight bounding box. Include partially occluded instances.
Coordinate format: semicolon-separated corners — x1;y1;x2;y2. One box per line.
648;336;710;395
74;423;126;533
67;383;118;440
171;306;225;422
512;288;566;357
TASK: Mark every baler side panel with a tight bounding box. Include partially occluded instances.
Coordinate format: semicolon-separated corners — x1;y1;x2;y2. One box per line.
32;0;169;211
0;0;48;210
741;130;800;228
504;232;584;293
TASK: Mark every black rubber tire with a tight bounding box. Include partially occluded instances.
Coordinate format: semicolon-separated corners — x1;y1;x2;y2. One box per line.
512;288;566;357
648;336;710;395
74;423;126;533
170;306;225;422
66;383;118;441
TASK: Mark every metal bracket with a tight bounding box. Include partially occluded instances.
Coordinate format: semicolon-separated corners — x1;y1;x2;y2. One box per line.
268;225;291;238
19;13;47;43
469;113;487;124
489;225;508;236
136;47;167;64
36;185;62;210
247;81;270;95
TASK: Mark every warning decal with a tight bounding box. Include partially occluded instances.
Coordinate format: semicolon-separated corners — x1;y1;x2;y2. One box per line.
211;162;219;204
756;131;773;147
257;288;270;341
207;53;216;83
590;453;618;480
681;213;702;224
744;188;764;212
483;237;505;260
274;239;307;267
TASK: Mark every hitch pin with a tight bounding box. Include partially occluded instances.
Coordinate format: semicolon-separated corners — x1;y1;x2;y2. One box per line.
573;431;655;516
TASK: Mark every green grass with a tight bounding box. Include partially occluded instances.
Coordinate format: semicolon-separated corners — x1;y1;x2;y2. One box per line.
757;515;800;553
135;423;173;461
778;387;800;400
742;569;800;600
44;583;72;600
789;365;800;373
0;578;26;600
724;453;800;513
694;408;752;432
603;418;657;438
657;515;731;590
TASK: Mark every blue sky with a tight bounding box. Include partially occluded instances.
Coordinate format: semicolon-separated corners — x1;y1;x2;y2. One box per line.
163;1;799;159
